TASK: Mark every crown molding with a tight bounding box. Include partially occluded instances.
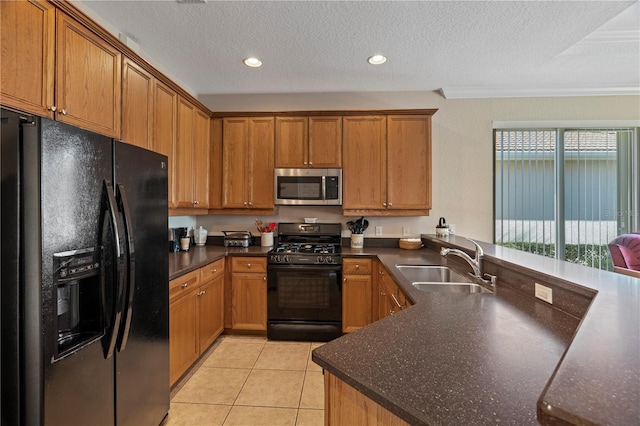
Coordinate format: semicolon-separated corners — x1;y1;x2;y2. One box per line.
440;86;640;99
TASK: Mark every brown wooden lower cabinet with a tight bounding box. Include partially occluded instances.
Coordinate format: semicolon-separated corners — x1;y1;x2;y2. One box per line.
169;259;224;385
342;258;373;333
377;263;412;320
230;257;267;331
325;371;409;426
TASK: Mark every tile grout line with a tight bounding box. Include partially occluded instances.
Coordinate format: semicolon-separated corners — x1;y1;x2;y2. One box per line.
222;336;268;425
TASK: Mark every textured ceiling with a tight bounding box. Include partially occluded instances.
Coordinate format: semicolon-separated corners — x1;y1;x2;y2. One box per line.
73;0;640;98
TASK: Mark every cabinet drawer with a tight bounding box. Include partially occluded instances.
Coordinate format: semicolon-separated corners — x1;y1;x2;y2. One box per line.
169;269;200;302
200;258;224;282
231;257;267;273
343;258;372;275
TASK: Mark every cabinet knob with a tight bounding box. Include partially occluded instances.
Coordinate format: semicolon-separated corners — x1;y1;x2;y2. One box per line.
212;268;217;273
343;278;347;282
355;264;359;269
181;283;188;288
243;201;248;206
303;161;308;165
382;202;387;207
248;201;252;206
308;162;313;165
388;202;393;207
60;109;68;116
48;106;57;112
247;263;251;268
380;291;386;296
193;200;199;205
263;276;266;281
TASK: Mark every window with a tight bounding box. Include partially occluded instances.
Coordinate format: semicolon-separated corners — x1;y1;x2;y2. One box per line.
495;126;638;270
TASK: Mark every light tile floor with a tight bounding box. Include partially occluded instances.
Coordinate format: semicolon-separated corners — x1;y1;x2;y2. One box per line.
164;336;325;426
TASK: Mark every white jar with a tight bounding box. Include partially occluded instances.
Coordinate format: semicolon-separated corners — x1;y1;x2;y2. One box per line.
261;232;274;247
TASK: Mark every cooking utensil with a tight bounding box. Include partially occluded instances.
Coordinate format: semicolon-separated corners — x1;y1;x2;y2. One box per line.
347;216;369;234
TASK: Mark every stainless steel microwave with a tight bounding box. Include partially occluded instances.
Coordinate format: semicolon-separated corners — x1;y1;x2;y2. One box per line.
274;168;342;205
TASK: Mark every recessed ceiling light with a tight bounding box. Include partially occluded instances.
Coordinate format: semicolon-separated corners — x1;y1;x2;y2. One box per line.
368;55;387;65
243;57;263;68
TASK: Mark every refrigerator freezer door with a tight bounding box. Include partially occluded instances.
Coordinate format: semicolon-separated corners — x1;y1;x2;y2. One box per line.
39;118;115;425
114;141;169;425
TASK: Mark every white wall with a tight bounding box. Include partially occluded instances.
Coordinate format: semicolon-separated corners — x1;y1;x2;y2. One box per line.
181;91;640;242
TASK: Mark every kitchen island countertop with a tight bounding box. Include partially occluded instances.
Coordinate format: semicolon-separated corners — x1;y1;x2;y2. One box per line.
313;236;640;425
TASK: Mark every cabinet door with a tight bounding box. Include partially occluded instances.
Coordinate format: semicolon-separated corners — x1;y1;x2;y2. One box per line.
209;118;224;209
193;109;210;209
378;271;397;320
342;275;372;333
198;275;224;352
0;0;55;118
342;116;387;210
56;12;121;137
231;272;267;331
174;97;195;207
247;117;275;209
309;116;342;168
121;58;153;149
387;115;431;210
222;118;249;208
275;116;307;168
152;80;177;208
169;289;199;385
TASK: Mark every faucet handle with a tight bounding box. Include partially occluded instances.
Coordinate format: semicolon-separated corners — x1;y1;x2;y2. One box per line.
483;273;497;289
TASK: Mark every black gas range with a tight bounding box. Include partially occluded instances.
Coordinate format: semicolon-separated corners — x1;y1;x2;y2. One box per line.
268;223;342;265
266;223;343;341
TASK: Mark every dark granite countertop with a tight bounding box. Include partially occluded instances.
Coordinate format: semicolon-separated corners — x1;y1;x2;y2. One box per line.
168;245;271;280
170;238;640;424
313;236;640;425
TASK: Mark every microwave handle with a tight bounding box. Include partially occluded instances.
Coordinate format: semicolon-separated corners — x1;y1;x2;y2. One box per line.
322;176;326;201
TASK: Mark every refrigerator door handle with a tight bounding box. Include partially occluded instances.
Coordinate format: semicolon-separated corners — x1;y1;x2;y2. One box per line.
116;184;135;351
103;180;126;359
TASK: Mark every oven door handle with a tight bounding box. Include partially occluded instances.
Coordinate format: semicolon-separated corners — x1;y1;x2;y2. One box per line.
267;264;342;273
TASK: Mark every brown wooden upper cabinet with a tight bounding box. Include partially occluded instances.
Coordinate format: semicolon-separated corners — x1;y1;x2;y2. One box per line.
174;97;210;209
275;116;342;168
55;11;121;138
1;5;122;138
121;58;153;149
342;115;432;215
152;80;178;208
222;117;275;209
1;0;55;119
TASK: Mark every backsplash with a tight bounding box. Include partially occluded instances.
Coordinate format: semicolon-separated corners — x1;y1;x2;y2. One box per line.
170;206;433;238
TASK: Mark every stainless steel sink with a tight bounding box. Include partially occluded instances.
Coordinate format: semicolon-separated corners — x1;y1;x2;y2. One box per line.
395;265;493;294
411;282;493;293
395;265;469;283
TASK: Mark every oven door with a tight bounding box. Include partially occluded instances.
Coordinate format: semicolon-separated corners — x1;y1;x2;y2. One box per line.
267;264;342;322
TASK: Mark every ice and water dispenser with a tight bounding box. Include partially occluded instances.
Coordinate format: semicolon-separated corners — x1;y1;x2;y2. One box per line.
53;247;103;358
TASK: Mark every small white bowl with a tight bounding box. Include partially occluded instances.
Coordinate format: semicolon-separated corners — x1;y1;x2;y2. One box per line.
304;217;317;223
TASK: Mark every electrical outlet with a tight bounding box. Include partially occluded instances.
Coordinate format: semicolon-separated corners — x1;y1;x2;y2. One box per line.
375;226;383;236
534;283;553;304
402;226;410;236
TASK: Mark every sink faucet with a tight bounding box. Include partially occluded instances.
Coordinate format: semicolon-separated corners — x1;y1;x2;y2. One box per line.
440;237;484;279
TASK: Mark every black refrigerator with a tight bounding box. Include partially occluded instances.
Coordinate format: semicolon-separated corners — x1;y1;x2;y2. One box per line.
1;108;170;425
